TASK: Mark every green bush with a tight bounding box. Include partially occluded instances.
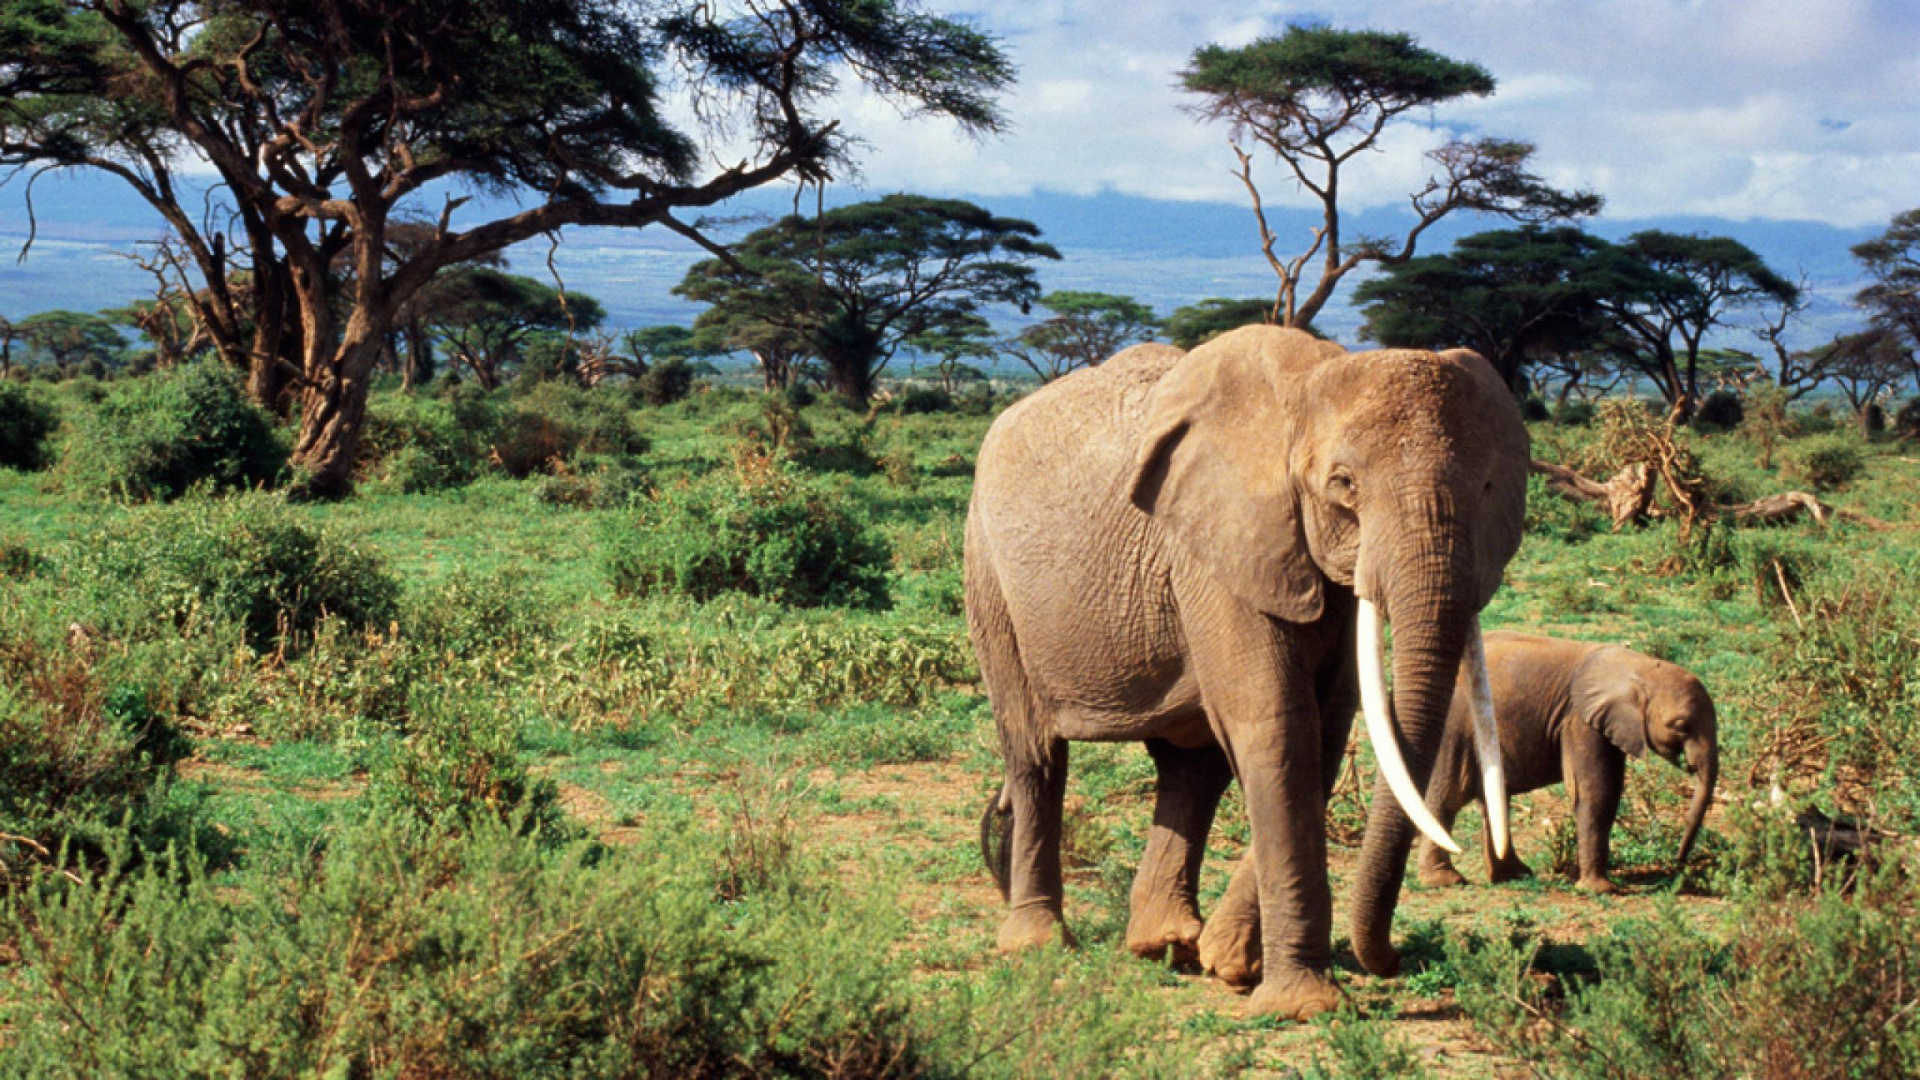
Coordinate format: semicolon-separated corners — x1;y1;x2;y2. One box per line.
0;381;58;471
1785;433;1865;491
1555;399;1596;426
0;620;190;886
1449;884;1920;1080
358;388;503;492
532;453;649;508
495;382;648;477
363;684;567;839
59;361;284;500
637;356;694;406
406;565;554;659
75;491;400;653
1693;389;1743;430
784;381;818;409
601;464;890;609
1518;395;1550;423
895;386;953;415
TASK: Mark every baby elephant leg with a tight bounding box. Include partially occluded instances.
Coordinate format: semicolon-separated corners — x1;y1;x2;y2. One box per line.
1573;748;1625;894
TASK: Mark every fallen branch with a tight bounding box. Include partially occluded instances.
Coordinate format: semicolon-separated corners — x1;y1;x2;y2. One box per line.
1532;459;1893;531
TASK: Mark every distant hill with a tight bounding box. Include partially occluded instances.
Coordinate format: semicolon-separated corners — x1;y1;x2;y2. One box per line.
0;170;1879;361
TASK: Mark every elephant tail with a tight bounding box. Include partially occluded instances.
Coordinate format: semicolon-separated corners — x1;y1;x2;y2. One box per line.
980;786;1013;899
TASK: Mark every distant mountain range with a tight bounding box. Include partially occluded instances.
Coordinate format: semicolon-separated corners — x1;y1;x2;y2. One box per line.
0;170;1881;367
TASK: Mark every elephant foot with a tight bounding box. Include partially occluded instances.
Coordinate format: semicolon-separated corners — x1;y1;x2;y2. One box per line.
1418;863;1468;888
1125;900;1205;967
1245;967;1342;1022
1489;859;1533;885
1576;874;1619;895
997;904;1073;952
1197;909;1263;989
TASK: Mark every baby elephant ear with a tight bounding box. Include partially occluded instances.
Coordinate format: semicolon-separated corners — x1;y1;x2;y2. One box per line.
1128;335;1323;623
1571;650;1649;758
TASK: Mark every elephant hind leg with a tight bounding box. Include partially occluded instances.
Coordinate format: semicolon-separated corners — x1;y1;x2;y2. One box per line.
1416;733;1472;888
967;546;1072;951
1127;739;1231;967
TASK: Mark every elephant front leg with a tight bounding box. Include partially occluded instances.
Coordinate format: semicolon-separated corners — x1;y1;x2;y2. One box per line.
1573;748;1624;894
1197;854;1262;988
1218;707;1340;1020
1127;739;1232;966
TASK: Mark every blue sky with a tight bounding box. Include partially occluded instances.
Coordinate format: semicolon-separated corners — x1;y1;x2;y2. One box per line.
2;1;1915;355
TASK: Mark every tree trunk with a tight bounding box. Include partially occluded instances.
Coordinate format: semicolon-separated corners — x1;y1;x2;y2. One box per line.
822;346;876;407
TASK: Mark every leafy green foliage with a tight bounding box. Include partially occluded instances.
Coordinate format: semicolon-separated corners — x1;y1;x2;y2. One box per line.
601;463;890;609
364;685;568;840
0;620;189;886
1164;297;1272;348
0;380;57;470
1692;389;1743;430
637;355;695;406
58;361;284;501
74;492;400;654
1785;433;1864;491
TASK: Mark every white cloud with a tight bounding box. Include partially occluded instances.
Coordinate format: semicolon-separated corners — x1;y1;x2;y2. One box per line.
821;0;1920;227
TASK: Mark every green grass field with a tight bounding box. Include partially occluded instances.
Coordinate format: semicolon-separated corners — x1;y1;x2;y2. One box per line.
2;374;1916;1077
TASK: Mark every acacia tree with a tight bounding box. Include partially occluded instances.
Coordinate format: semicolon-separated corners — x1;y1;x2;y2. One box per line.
1004;290;1159;382
908;313;994;392
1354;227;1636;393
424;269;603;391
3;0;1012;493
1600;231;1799;421
15;309;123;371
689;303;814;392
1822;328;1910;432
676;194;1059;406
1852;208;1920;391
1744;278;1842;401
1163;297;1273;349
1179;25;1599;329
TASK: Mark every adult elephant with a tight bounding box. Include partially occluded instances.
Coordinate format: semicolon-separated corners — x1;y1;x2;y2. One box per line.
966;326;1529;1019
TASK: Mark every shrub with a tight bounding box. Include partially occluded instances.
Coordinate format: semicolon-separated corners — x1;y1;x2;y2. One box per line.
75;491;400;653
637;356;694;406
0;381;58;471
1517;395;1550;423
363;684;567;840
359;388;505;491
895;386;953;415
533;454;650;508
59;361;284;500
601;464;890;608
1895;399;1920;442
494;382;647;477
1785;433;1864;491
406;565;554;660
0;809;952;1078
784;381;817;409
1449;884;1920;1080
1693;388;1743;430
1555;399;1596;426
0;621;189;886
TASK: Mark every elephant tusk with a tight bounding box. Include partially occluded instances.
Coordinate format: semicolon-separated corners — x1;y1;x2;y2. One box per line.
1357;598;1461;855
1466;621;1511;861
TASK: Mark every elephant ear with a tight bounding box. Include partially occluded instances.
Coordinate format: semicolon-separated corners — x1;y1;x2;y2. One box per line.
1128;330;1324;622
1440;348;1531;611
1571;649;1649;758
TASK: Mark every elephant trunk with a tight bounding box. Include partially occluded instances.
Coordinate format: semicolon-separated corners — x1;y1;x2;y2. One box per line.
1675;737;1717;868
1349;504;1478;977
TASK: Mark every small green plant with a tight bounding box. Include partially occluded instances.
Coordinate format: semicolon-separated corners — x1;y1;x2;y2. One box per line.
637;355;694;406
59;361;284;500
1555;399;1596;426
363;685;567;840
895;386;953;414
600;462;890;609
1785;433;1864;491
75;491;400;653
0;381;58;471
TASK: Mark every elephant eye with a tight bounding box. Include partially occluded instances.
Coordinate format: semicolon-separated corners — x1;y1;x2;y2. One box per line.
1327;469;1356;504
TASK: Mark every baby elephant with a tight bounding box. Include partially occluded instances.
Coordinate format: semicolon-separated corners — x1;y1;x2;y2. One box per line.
1196;632;1718;986
1414;631;1718;893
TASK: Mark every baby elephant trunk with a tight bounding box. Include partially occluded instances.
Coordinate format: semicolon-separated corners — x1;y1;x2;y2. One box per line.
1675;739;1718;868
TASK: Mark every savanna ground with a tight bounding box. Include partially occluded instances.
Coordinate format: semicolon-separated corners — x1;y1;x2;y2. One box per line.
1;369;1917;1077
